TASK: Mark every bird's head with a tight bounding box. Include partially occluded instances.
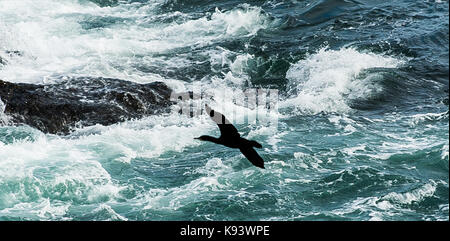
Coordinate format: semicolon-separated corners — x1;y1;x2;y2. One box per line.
194;135;209;141
194;135;219;143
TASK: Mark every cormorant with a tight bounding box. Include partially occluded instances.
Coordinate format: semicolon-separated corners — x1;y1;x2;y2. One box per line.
195;104;265;169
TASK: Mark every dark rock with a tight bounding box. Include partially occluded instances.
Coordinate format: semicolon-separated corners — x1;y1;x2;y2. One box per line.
0;77;174;134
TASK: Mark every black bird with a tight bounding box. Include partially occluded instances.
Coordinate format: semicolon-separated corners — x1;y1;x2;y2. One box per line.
195;104;265;169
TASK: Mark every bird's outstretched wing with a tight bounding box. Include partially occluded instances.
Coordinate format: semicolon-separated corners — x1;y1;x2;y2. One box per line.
205;104;240;138
239;146;265;169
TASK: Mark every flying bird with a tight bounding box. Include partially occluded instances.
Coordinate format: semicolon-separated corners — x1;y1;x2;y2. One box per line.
195;104;265;169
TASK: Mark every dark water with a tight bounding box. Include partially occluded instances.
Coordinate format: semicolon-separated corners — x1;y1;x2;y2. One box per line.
0;0;448;220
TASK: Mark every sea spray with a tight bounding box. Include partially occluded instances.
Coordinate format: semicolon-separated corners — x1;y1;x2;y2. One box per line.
282;47;404;114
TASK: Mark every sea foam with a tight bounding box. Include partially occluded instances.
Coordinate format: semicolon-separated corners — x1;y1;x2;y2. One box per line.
281;47;404;114
0;1;271;84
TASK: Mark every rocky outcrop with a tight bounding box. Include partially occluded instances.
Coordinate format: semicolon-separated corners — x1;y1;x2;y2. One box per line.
0;77;174;134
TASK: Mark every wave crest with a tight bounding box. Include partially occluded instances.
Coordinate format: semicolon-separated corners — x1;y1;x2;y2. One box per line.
281;47;404;114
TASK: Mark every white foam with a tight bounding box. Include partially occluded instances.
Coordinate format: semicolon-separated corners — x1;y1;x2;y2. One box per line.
160;5;271;46
341;144;367;156
327;115;362;136
0;98;9;124
281;47;403;114
293;152;324;170
0;0;279;160
0;199;71;220
0;110;225;216
442;144;449;160
141;163;262;212
351;111;449;161
142;173;227;211
0;1;271;84
34;199;71;220
91;204;128;221
382;181;437;205
168;47;283;129
408;111;448;127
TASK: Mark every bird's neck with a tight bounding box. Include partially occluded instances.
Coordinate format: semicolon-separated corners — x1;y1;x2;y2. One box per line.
201;136;223;145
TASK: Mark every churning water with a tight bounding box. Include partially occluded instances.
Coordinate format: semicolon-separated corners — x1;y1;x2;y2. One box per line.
0;0;448;220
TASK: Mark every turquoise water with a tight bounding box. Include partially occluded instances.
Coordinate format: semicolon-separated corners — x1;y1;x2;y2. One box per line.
0;0;448;220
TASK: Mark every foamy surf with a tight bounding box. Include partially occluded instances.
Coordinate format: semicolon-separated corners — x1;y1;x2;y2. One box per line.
281;47;404;114
0;0;448;221
0;1;272;84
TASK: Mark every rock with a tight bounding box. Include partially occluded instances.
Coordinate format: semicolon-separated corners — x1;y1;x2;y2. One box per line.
0;77;174;134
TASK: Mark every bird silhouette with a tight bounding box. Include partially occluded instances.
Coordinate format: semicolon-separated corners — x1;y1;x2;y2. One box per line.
195;104;265;169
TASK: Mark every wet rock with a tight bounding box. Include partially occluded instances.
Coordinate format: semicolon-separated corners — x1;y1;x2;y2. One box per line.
0;77;174;134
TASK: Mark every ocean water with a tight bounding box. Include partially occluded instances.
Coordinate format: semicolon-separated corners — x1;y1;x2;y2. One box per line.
0;0;448;221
